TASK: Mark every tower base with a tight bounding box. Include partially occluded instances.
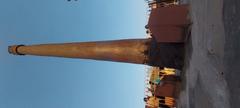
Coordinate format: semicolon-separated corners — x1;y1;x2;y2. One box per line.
148;38;185;70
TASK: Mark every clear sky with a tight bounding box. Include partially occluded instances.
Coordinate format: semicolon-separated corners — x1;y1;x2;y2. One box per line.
0;0;148;108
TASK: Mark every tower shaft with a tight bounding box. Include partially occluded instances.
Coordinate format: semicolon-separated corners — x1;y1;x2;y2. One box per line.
8;39;150;64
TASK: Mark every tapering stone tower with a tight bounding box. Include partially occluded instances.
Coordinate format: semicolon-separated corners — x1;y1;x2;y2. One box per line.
8;38;184;69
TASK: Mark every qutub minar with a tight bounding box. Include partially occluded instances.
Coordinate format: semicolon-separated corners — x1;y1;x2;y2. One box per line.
8;4;189;70
8;2;189;108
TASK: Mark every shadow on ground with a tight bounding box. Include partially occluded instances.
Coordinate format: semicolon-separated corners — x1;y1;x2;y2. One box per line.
223;0;240;107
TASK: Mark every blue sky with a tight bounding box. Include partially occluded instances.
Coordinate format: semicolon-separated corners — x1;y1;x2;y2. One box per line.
0;0;148;108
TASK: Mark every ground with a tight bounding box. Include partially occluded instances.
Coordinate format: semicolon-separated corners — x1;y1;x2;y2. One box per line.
178;0;240;108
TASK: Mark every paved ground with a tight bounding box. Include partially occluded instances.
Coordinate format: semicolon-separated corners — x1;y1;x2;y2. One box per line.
178;0;240;108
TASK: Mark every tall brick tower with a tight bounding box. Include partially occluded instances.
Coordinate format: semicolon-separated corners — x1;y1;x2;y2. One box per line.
8;38;184;69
